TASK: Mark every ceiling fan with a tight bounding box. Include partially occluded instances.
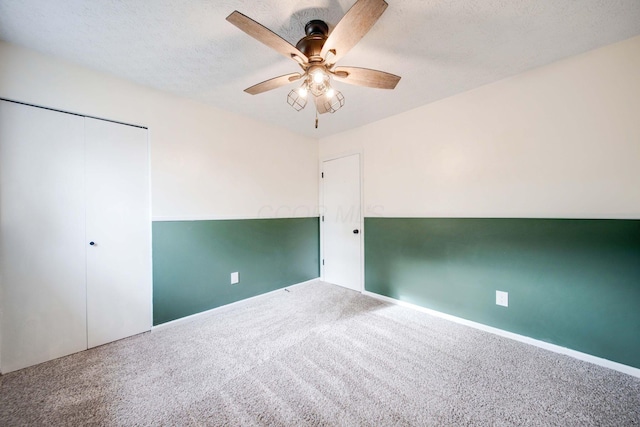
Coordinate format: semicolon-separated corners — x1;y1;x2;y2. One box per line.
226;0;400;128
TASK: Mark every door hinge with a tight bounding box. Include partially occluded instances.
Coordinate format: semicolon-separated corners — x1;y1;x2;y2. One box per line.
322;215;324;222
322;259;325;265
321;172;324;178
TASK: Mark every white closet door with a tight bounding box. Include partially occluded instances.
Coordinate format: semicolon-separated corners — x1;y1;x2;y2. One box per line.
322;154;362;291
84;118;151;348
0;101;87;373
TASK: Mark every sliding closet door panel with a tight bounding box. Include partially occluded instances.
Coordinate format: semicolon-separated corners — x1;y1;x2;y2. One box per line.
0;101;87;373
85;118;151;348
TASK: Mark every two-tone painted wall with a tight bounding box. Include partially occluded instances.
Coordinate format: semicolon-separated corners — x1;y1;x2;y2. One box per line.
153;218;319;324
3;33;640;370
0;41;320;328
320;35;640;369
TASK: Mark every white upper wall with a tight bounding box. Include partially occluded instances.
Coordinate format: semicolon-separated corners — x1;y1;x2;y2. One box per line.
320;35;640;219
0;41;318;220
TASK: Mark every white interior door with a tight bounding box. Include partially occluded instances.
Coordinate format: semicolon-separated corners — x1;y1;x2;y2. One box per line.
85;118;151;348
322;154;362;291
0;101;87;373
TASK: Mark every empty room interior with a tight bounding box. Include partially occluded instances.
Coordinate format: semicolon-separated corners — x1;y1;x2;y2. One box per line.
1;0;639;425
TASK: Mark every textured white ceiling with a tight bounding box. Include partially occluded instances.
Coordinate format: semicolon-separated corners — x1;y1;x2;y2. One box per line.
1;0;639;138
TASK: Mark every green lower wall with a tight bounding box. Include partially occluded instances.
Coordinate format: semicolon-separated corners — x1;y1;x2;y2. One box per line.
152;217;319;325
365;218;640;369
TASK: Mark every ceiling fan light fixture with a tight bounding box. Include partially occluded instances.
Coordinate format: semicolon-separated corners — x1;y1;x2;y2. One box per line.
287;88;308;111
307;66;331;98
326;87;335;99
324;90;345;113
312;69;326;84
309;76;328;98
310;82;326;97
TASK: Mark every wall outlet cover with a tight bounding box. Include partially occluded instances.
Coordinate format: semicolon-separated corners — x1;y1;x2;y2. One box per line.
231;272;239;285
496;290;509;307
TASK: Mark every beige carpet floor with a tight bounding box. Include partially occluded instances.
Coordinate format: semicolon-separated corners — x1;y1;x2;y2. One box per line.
1;281;639;426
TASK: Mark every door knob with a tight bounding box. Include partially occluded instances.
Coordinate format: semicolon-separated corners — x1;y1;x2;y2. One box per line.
353;229;359;234
89;241;95;246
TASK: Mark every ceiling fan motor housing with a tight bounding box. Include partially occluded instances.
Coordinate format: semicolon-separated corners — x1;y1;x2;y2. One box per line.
296;20;329;61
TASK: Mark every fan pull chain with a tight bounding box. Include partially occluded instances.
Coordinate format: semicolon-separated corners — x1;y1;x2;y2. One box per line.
315;109;319;129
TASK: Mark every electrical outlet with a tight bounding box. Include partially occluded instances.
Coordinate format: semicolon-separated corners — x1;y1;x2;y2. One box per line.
496;290;508;307
231;272;239;285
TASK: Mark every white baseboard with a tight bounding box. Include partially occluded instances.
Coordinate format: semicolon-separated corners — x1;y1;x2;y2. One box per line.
362;290;640;379
152;278;319;332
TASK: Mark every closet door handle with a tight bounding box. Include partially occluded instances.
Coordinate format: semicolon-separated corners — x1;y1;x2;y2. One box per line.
89;241;95;246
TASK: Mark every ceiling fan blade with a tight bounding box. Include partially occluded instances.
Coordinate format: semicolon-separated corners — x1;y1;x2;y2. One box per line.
332;66;400;89
314;94;331;114
244;73;303;95
320;0;388;64
227;11;308;64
